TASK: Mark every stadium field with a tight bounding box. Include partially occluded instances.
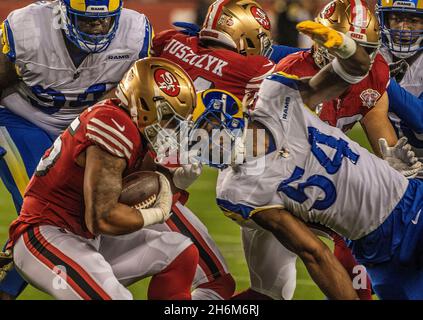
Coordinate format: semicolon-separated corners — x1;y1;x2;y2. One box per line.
0;125;371;300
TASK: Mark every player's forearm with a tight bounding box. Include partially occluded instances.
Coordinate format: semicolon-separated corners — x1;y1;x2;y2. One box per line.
252;208;358;300
301;37;371;108
301;245;359;300
304;49;370;108
336;45;370;77
362;112;398;157
92;203;145;236
362;92;398;156
303;66;350;109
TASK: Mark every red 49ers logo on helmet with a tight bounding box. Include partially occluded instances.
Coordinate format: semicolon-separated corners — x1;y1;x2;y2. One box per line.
321;2;336;20
251;7;271;30
154;69;181;97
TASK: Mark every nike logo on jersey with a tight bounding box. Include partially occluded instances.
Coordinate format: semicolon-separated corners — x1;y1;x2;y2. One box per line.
412;209;422;225
163;39;229;77
112;118;126;132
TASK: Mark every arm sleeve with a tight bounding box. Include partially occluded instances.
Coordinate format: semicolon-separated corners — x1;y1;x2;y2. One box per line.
268;45;307;64
388;79;423;133
85;109;139;165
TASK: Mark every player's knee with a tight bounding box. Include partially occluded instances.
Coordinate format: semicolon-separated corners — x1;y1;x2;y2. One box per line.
177;244;199;273
197;273;236;300
100;278;133;300
148;244;199;300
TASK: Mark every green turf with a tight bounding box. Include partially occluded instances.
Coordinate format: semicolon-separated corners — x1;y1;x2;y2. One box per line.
0;124;372;300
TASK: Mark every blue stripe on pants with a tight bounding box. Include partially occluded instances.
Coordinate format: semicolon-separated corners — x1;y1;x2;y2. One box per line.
0;108;54;297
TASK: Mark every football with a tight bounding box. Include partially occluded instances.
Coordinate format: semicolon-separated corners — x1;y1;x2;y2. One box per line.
119;171;161;210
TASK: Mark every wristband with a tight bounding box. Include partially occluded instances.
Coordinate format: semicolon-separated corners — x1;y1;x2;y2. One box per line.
138;207;167;227
333;33;357;59
332;58;368;84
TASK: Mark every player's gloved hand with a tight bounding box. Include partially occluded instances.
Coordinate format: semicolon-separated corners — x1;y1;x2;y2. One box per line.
138;172;173;227
171;163;203;190
296;20;357;59
389;59;409;80
379;137;422;179
0;250;13;283
173;22;201;36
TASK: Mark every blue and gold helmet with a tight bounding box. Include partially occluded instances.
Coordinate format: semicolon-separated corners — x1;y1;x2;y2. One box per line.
377;0;423;58
190;89;247;169
59;0;123;53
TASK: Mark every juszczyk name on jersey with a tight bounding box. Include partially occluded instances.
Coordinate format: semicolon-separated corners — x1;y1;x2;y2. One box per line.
163;39;229;77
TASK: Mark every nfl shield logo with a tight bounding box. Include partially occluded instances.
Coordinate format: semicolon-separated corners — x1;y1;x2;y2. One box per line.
360;89;381;109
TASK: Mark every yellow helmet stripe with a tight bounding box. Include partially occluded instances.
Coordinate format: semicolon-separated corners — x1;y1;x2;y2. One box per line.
0;128;30;196
70;0;86;11
275;71;300;80
108;0;120;12
380;0;393;6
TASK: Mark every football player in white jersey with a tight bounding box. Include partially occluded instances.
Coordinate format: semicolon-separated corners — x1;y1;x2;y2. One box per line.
190;21;423;299
0;0;153;299
377;0;423;173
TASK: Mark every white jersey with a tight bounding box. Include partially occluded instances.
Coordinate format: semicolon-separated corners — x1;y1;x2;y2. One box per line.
0;1;153;137
217;73;409;240
380;48;423;159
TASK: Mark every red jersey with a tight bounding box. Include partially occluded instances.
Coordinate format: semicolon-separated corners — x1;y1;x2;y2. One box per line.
9;99;146;245
275;51;390;132
153;30;275;101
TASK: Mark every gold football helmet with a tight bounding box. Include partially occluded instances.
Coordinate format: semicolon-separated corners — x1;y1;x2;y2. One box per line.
199;0;272;56
116;57;196;155
313;0;380;68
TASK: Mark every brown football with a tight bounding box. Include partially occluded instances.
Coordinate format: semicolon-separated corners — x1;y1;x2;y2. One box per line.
119;171;160;210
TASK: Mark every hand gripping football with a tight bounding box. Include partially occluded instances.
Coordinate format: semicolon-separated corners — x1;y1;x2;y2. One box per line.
119;171;161;210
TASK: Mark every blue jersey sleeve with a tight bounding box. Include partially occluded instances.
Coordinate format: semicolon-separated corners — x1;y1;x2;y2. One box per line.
388;79;423;133
268;45;307;64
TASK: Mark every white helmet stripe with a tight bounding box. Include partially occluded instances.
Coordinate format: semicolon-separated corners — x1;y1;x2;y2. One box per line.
206;0;229;29
350;0;368;34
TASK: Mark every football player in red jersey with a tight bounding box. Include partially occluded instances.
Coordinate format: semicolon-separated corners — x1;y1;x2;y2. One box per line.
6;57;200;300
276;0;401;300
153;0;274;99
277;0;396;155
147;0;277;300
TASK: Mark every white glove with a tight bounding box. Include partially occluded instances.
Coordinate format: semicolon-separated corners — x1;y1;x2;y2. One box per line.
379;137;422;179
138;172;173;227
171;163;203;190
